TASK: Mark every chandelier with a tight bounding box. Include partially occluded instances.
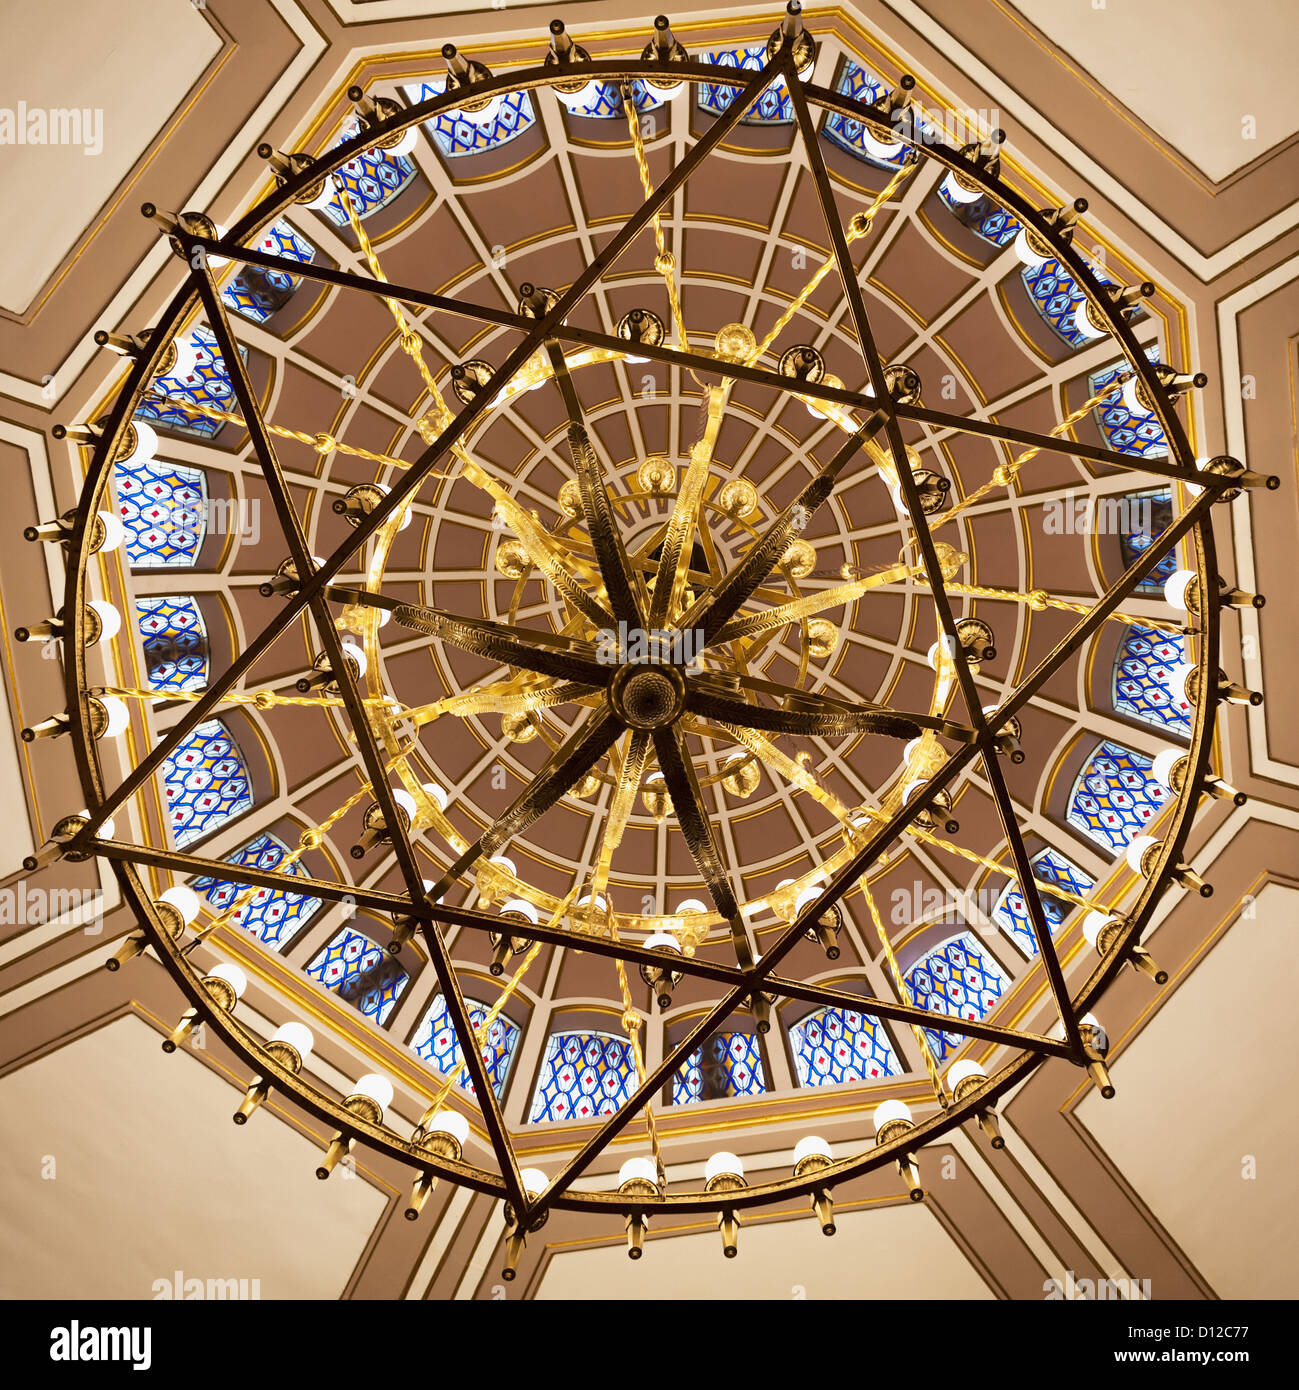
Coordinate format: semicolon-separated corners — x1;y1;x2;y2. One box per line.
20;3;1274;1278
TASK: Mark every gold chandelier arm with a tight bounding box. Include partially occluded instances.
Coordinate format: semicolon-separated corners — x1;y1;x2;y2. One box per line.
715;560;914;644
684;417;884;646
650;387;723;629
686;684;921;741
583;728;653;920
916;577;1185;635
407;676;598;726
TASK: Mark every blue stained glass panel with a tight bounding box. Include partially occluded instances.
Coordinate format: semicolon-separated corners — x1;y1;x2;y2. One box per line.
1117;488;1178;594
529;1031;635;1123
411;993;519;1098
135;595;208;693
306;928;408;1025
135;325;238;441
788;1005;900;1086
321;119;416;226
115;457;207;568
823;61;919;169
1113;625;1192;736
191;831;322;951
671;1032;766;1105
937;178;1021;247
697;43;795;124
403;80;536;157
1022;257;1113;348
992;846;1094;957
1067;740;1171;856
904;932;1008;1061
1089;353;1170;460
160;717;253;847
220;220;316;324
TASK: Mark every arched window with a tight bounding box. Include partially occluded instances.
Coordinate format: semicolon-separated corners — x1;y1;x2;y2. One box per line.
411;993;520;1098
135;325;238;441
937;179;1020;247
320;120;416;228
991;846;1093;957
220;219;316;324
402;79;537;156
1022;258;1113;348
671;1032;766;1105
115;457;207;568
529;1031;635;1123
788;1005;900;1086
697;43;798;123
135;595;208;693
160;717;253;847
823;60;914;170
1117;488;1178;594
1089;354;1169;459
1066;740;1170;856
903;932;1008;1062
191;831;322;950
1113;625;1192;736
306;927;409;1025
562;79;663;119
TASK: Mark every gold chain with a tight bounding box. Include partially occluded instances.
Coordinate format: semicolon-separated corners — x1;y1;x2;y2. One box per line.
623;88;688;353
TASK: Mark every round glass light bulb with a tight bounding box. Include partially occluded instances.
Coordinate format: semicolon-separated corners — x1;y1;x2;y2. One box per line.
643;931;680;953
940;170;983;205
339;639;367;679
303;173;338;212
116;419;158;468
1163;569;1196;611
207;962;247;998
375;483;413;530
858;124;905;160
76;807;116;839
271;1021;314;1058
352;1072;394;1110
619;1155;658;1186
794;884;824;913
793;1135;832;1165
520;1167;548;1196
169;335;201;380
421;781;448;811
87;600;121;641
427;1109;470;1145
97;695;130;738
1151;747;1184;790
95;510;126;552
463;93;505;127
946;1059;986;1089
501;897;539;924
675;899;707;914
157;884;200;925
1125;834;1159;874
1167;662;1195;709
1120;375;1148;416
554;78;604;112
1013;224;1050;270
704;1151;743;1183
873;1098;912;1132
488;854;516;877
1080;910;1111;948
391;788;418;821
1069;298;1109;341
386;124;418;158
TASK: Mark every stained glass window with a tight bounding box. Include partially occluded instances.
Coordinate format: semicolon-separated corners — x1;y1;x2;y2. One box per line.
788;1005;900;1086
320;119;416;225
411;993;520;1098
135;325;238;441
1117;488;1178;594
135;595;208;693
903;932;1009;1062
529;1031;636;1123
160;717;253;847
114;457;207;568
1066;740;1171;856
671;1032;766;1105
1089;353;1170;459
1113;625;1192;736
563;79;663;119
306;928;409;1025
402;80;537;158
1021;257;1113;348
822;61;918;170
191;831;322;951
219;219;316;324
937;179;1021;247
992;846;1094;957
696;43;798;124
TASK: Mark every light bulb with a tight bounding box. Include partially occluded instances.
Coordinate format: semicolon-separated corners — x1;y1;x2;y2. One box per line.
169;335;202;380
1069;298;1108;341
303;173;337;212
391;788;418;822
76;807;116;839
427;1109;470;1145
1167;662;1195;708
352;1072;394;1110
158;884;200;925
940;170;982;205
116;419;158;468
793;1135;832;1165
674;899;707;914
1080;910;1110;948
386;124;418;158
873;1098;912;1131
704;1151;743;1183
520;1167;548;1196
1151;747;1184;790
339;639;367;679
95;510;126;552
488;854;517;877
87;600;121;641
1121;375;1148;416
207;962;247;998
421;781;448;811
375;483;413;530
643;931;680;952
554;79;604;112
1163;569;1196;611
270;1021;314;1059
501;897;540;924
97;695;130;738
794;884;824;913
618;1155;658;1186
207;224;231;269
1125;834;1159;874
946;1059;986;1089
461;93;504;127
858;122;905;160
1013;224;1050;270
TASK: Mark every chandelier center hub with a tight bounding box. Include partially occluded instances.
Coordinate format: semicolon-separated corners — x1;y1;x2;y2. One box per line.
609;662;687;730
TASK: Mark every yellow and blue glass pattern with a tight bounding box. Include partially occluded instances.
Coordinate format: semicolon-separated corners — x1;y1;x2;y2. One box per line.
403;80;536;157
306;928;408;1025
937;179;1021;247
136;595;208;693
411;993;519;1098
1117;488;1178;594
671;1032;766;1105
563;78;662;118
529;1031;636;1122
114;457;207;568
219;219;315;324
788;1005;900;1087
1089;353;1170;459
1067;739;1170;856
904;932;1008;1061
191;831;322;951
823;61;917;169
160;717;253;847
1113;625;1191;736
135;326;238;441
321;119;416;227
697;43;795;123
1022;257;1113;348
992;846;1094;957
